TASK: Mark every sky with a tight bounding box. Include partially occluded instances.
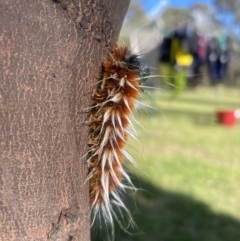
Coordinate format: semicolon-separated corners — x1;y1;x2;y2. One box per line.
141;0;214;17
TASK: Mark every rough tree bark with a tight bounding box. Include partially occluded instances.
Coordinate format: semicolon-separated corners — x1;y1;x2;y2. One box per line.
0;0;129;240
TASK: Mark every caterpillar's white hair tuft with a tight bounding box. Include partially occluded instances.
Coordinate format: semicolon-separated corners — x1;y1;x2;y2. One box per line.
86;44;150;239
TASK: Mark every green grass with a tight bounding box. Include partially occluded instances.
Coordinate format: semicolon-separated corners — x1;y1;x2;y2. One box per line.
115;87;240;241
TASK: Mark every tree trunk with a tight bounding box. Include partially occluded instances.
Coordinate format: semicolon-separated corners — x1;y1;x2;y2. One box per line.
0;0;129;240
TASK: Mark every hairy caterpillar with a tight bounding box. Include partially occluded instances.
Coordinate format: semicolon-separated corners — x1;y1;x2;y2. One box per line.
86;45;150;235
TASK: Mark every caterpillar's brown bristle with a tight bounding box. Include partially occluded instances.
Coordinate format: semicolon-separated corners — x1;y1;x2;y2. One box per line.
87;45;148;234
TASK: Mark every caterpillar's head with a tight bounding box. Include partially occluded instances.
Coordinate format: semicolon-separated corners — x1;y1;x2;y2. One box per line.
126;54;150;84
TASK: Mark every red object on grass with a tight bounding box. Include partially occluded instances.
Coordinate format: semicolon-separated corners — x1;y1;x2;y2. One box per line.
216;110;237;127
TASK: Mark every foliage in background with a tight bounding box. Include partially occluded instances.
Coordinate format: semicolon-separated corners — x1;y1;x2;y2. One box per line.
159;63;187;97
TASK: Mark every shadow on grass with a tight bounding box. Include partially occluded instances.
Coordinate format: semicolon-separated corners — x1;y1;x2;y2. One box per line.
92;174;240;241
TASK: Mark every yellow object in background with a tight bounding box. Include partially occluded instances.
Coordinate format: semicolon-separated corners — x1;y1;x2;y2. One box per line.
170;37;193;67
176;51;193;67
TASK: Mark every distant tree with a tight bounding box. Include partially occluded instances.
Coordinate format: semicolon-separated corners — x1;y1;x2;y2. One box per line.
125;1;148;27
161;7;194;29
214;0;240;49
190;3;221;33
215;0;240;23
120;0;149;41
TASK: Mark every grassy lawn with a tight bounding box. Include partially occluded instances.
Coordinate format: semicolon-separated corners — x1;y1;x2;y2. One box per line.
112;87;240;241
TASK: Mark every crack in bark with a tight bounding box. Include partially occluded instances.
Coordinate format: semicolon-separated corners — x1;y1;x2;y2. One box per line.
47;208;79;241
